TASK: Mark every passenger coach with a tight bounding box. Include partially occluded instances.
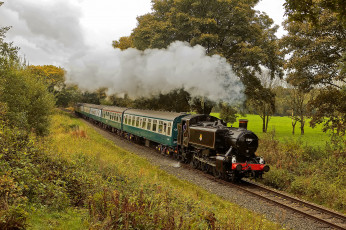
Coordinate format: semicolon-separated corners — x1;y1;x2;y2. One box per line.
122;109;186;147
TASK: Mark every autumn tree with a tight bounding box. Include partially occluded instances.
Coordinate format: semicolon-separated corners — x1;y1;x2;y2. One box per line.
27;65;66;93
112;36;134;50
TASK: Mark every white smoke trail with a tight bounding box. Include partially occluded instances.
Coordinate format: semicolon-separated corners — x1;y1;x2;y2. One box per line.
67;41;244;105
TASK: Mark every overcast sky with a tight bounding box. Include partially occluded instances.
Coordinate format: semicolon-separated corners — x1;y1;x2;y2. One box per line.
0;0;286;66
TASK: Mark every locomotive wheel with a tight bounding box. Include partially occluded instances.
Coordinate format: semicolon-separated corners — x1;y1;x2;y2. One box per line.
200;162;207;172
212;167;222;179
191;157;199;169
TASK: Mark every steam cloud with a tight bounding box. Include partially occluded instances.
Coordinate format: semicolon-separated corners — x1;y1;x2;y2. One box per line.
67;41;244;104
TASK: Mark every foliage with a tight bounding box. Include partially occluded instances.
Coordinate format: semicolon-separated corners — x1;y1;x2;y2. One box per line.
114;0;284;110
112;36;134;50
0;68;55;135
309;87;346;136
284;0;346;27
55;84;82;107
246;86;275;133
27;65;66;93
282;1;345;136
287;87;313;135
190;97;214;115
257;132;346;212
219;102;238;124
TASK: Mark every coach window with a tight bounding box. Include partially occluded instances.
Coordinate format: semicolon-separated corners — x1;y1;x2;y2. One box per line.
125;115;128;124
167;123;172;136
142;118;147;129
136;117;140;127
147;119;152;130
152;120;157;132
132;116;136;126
158;121;163;133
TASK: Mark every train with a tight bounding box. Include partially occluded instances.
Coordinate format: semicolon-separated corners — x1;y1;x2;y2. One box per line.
75;103;269;182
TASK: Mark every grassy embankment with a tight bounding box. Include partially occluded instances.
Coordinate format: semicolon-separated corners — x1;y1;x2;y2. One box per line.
4;110;281;229
211;113;345;213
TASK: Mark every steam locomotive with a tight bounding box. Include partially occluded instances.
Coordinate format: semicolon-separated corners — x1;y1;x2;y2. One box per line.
75;103;269;182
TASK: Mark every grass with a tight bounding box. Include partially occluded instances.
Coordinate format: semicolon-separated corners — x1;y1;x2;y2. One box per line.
211;113;331;147
27;207;89;230
29;110;282;229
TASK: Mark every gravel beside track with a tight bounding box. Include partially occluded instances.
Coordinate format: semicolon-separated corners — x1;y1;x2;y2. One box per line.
82;119;339;230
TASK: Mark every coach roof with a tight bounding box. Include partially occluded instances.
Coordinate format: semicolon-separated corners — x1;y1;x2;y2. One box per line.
102;106;128;113
124;109;186;121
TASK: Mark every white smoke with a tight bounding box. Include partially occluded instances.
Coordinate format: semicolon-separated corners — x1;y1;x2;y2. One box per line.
67;41;244;104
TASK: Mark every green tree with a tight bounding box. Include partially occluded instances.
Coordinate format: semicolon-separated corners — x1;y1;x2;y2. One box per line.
246;86;275;133
1;69;55;135
56;84;82;107
219;103;237;124
281;0;345;135
288;87;312;135
309;87;346;136
190;97;214;114
113;0;284;109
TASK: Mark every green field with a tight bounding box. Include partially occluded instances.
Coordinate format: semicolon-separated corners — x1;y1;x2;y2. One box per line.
211;113;331;147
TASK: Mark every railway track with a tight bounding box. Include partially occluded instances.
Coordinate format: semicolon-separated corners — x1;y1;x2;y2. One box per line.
193;167;346;230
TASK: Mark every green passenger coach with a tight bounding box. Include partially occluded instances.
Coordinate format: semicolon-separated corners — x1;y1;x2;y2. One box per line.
101;106;128;130
123;109;186;147
77;103;106;123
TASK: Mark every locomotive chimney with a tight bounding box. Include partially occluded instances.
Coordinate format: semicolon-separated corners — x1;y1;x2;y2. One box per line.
239;119;248;129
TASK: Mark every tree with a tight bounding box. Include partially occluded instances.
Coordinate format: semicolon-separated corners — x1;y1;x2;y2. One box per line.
55;84;82;107
284;0;346;27
247;86;275;133
113;0;284;109
245;70;278;133
288;87;312;135
27;65;66;93
1;68;55;135
190;97;214;115
281;0;345;136
219;103;237;124
309;87;346;136
112;36;134;50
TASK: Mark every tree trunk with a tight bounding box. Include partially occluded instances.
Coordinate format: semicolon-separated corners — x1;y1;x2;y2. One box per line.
292;120;297;135
300;116;305;135
265;115;269;132
262;116;266;133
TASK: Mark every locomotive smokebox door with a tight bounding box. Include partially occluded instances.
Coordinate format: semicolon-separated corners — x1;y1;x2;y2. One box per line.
239;119;248;129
